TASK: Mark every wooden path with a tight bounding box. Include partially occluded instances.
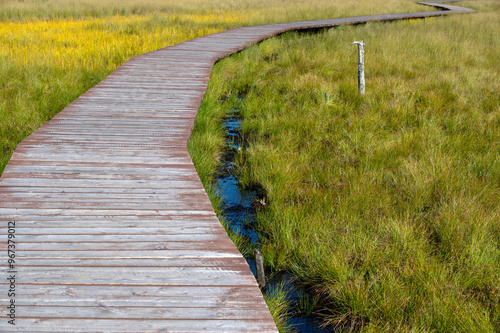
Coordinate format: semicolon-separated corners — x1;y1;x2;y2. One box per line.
0;1;475;332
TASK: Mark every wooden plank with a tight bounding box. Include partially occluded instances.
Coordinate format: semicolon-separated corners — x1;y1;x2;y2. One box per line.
6;296;268;309
4;267;257;285
0;209;217;218
1;192;210;203
0;213;216;221
2;257;251;268
0;249;243;259
0;220;226;229
2;233;231;243
6;319;278;332
8;306;273;322
2;284;265;298
4;227;228;236
2;165;199;175
0;186;206;194
0;179;204;189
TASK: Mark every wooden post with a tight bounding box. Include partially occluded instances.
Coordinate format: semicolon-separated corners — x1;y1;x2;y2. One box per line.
350;41;365;95
254;249;266;289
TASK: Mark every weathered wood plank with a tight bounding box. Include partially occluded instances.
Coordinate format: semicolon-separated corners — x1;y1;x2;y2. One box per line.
6;319;279;332
4;267;258;285
0;249;243;259
2;284;265;297
9;306;273;321
1;227;222;235
2;257;251;268
2;233;231;243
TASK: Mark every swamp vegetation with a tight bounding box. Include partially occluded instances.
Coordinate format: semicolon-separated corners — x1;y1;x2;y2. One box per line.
0;0;426;174
190;1;500;331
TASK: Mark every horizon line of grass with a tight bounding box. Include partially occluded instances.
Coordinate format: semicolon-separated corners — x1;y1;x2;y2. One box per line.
0;0;428;23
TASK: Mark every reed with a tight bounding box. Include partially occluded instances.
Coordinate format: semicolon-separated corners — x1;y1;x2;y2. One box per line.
0;0;424;175
196;1;500;330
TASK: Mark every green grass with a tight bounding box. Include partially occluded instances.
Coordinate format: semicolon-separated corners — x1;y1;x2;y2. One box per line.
0;0;427;176
0;0;426;22
193;1;500;331
265;282;294;332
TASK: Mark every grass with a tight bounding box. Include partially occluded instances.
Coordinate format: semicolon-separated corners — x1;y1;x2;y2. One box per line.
0;0;426;22
194;1;500;331
0;11;245;174
0;0;428;175
265;282;294;332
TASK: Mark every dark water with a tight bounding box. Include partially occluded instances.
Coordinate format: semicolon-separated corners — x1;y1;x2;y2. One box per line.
216;115;260;243
215;110;334;333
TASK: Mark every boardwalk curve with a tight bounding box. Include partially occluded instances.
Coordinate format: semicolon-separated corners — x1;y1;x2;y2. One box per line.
0;1;475;332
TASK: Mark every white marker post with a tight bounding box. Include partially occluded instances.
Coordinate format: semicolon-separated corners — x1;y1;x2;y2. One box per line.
350;41;365;95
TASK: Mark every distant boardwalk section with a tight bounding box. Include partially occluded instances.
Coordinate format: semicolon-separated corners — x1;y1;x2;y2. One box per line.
0;1;474;331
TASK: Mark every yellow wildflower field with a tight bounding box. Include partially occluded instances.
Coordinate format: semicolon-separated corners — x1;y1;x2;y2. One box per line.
0;12;246;172
0;13;244;70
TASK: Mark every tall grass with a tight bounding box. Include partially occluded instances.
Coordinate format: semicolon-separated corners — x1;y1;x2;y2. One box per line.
0;12;243;174
0;0;426;175
0;0;426;22
195;1;500;330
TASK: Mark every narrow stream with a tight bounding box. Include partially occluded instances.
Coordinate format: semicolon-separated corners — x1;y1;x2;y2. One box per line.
215;108;334;333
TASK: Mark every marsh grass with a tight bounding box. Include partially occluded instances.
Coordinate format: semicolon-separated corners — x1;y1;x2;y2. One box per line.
195;2;500;331
0;12;244;174
1;0;426;22
265;282;294;332
0;0;427;175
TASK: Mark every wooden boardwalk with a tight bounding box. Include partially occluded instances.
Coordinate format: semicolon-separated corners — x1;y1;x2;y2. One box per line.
0;2;474;332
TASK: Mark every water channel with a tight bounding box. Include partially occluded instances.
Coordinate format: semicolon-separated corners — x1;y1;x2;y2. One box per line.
215;108;334;333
